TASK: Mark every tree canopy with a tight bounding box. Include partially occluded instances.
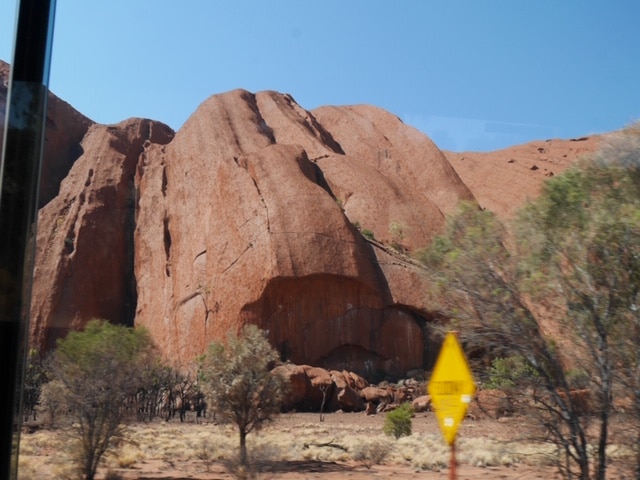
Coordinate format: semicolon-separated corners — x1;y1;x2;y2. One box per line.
418;126;640;480
50;319;158;480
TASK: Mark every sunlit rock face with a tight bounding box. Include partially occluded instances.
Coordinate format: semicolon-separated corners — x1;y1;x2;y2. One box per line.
14;74;599;380
132;89;472;376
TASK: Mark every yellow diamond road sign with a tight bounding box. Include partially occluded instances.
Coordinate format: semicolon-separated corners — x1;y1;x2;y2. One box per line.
428;332;476;446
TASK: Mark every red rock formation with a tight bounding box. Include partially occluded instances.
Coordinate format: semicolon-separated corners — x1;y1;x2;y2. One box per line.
29;118;174;349
12;77;602;380
132;90;469;376
313;104;475;251
40;93;94;208
444;137;601;221
273;363;371;412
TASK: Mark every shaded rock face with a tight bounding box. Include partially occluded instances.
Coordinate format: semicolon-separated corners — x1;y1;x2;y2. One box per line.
40;94;95;208
15;79;598;380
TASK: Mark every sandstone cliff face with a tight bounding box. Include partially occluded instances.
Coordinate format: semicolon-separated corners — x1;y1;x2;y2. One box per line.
133;89;462;376
5;74;599;379
313;104;473;250
30;119;174;350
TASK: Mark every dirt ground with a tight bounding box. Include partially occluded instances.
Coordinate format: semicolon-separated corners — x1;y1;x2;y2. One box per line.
121;460;558;480
120;412;559;479
19;411;634;479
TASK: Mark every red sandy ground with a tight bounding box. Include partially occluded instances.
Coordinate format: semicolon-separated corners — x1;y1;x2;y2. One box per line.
101;412;565;480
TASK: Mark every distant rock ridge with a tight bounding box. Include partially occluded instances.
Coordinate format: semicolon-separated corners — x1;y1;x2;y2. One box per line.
444;135;601;219
0;61;601;379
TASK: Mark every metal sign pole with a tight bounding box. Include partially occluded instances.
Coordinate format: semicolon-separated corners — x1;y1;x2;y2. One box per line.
0;0;56;478
450;440;456;480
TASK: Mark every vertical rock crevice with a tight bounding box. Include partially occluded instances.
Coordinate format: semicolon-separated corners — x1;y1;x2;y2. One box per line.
122;170;139;327
163;215;172;277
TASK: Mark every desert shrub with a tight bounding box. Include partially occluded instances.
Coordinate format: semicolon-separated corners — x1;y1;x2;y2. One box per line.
23;349;49;422
389;221;407;252
484;355;537;390
195;438;215;472
566;368;591;389
383;403;413;439
116;451;138;469
352;439;390;468
199;324;286;466
48;319;160;480
361;229;375;240
39;378;66;428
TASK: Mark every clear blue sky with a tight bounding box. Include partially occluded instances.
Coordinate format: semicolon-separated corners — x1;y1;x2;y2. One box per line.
2;1;639;152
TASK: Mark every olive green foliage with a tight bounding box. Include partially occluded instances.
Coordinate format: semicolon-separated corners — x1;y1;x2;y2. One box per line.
361;229;375;240
49;319;158;480
389;221;407;251
383;403;413;439
417;202;546;360
517;131;640;479
565;368;591;390
199;324;286;466
39;378;65;427
484;355;538;390
417;124;640;480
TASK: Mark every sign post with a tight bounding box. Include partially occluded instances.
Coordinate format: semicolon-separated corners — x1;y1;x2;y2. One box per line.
427;332;476;480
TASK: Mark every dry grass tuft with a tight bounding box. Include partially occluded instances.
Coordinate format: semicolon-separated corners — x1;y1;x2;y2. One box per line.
114;450;139;469
391;434;451;470
352;439;390;468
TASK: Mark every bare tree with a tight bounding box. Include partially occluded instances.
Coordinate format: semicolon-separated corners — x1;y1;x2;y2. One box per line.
132;362;175;422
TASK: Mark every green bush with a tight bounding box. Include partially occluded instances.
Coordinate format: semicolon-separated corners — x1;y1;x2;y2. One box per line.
484;355;538;390
50;319;159;480
383;403;412;439
566;368;590;389
361;229;375;240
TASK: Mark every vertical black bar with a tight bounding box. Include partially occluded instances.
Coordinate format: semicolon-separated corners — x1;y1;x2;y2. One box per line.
0;1;56;479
